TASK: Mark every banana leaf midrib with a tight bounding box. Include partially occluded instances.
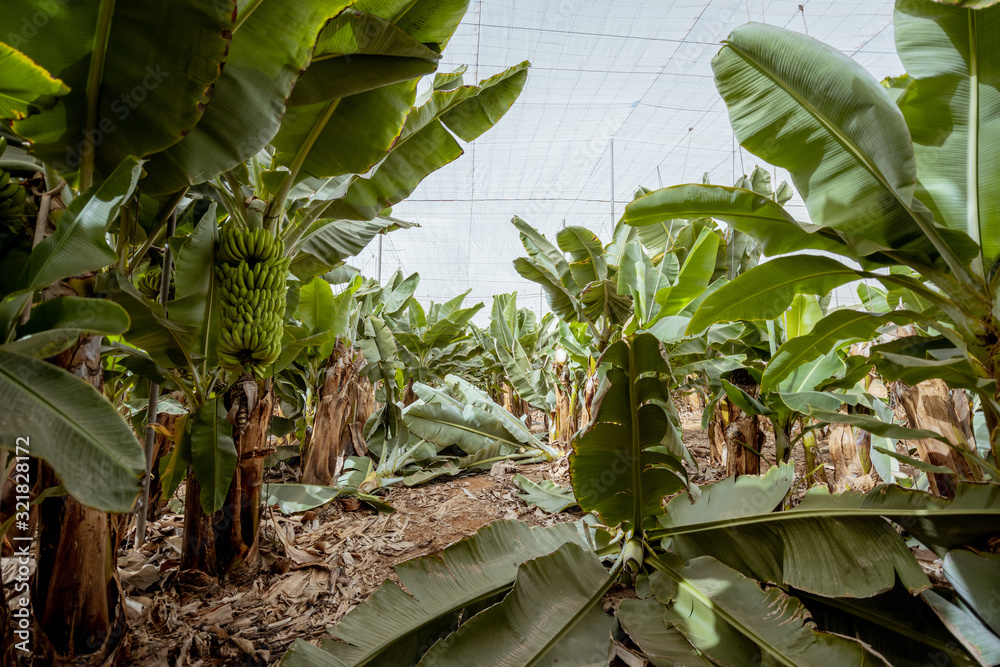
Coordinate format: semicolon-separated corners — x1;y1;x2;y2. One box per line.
724;37;969;281
355;583;517;667
791;589;974;661
648;556;800;667
523;560;621;667
648;505;1000;539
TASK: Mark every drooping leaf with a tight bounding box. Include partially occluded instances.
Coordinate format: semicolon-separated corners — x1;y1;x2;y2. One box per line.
653;556;888;665
143;0;353;194
189;394;237;513
570;334;687;533
512;474;577;513
19;157;142;291
0;349;145;512
0;42;68;120
617;598;712;667
281;520;595;667
418;543;615;667
653;464;930;598
316;62;530;221
4;0;231;176
9;296;129;358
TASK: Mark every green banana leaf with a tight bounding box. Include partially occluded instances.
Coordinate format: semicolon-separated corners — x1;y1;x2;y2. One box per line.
712;22;978;270
143;0;352;194
511;474;577;513
895;0;1000;266
272;9;444;182
316;62;530;221
18;157;142;291
784;294;824;340
418;543;616;666
796;583;982;667
570;333;687;533
403;389;521;455
189;394;237;513
579;278;633;326
4;0;230;177
0;42;68;120
617;598;712;666
623;184;855;259
922;589;1000;664
652;465;1000;579
8;296;129;359
557;226;608;284
762;309;922;391
944;549;1000;636
653;464;930;598
650;555;889;665
166;205;220;365
618;241;675;329
280;520;595;666
654;227;720;319
442;375;554;455
513;255;583;322
688;255;864;334
0;348;145;512
103;271;195;369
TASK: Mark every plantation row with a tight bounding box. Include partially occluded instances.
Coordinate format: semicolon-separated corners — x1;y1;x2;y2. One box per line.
0;0;999;665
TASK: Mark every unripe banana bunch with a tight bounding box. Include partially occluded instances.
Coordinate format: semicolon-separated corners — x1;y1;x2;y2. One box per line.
136;266;163;300
0;138;27;229
215;224;289;377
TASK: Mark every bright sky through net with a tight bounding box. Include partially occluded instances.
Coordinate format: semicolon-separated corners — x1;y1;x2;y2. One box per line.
352;0;902;320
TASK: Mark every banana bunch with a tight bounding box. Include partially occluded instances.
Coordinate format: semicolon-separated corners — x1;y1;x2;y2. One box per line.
0;139;27;228
136;266;163;300
215;224;289;376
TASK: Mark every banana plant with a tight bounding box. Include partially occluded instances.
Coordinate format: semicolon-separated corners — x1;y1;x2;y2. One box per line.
624;1;1000;470
283;327;1000;666
387;291;485;393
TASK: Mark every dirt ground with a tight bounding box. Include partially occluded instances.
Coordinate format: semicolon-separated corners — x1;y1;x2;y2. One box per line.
120;406;899;665
124;456;582;666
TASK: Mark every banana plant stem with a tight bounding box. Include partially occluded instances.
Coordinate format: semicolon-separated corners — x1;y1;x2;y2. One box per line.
135;209;176;548
80;0;117;191
266;100;341;231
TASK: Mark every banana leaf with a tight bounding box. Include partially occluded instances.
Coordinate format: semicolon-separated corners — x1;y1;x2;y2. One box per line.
649;555;889;665
0;348;145;512
570;333;688;533
0;42;68;120
417;543;616;666
280;520;596;666
4;0;231;177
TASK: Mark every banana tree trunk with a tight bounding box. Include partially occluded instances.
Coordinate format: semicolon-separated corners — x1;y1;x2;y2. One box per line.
145;401;182;522
551;369;577;447
33;335;128;664
180;379;273;584
827;419;874;492
720;371;762;478
214;379;273;584
301;342;374;486
892;379;979;497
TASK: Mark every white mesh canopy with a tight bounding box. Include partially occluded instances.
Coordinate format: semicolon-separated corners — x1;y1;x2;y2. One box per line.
352;0;903;320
